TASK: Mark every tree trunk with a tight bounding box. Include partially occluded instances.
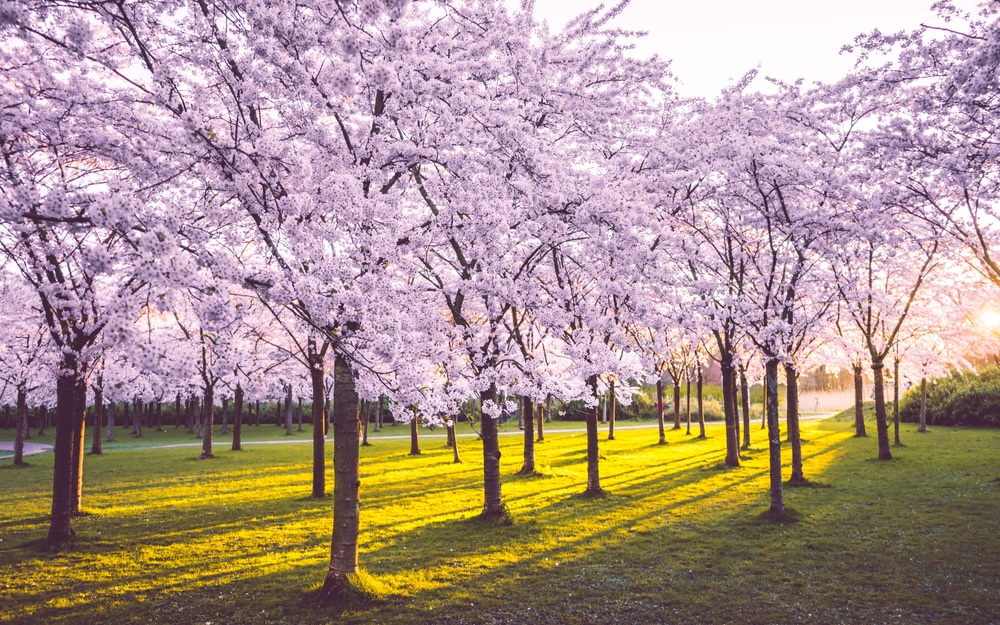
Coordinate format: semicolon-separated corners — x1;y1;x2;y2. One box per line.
544;394;552;423
672;378;681;430
284;386;294;435
311;353;326;497
785;362;805;485
853;362;867;437
47;366;87;547
174;393;181;429
71;399;86;515
584;375;603;495
697;366;706;439
685;372;692;435
918;377;928;433
200;385;215;459
232;384;243;451
893;357;901;446
155;401;163;432
740;366;750;449
607;380;616;441
730;367;740;454
106;402;116;442
321;352;361;600
872;359;892;460
374;397;381;431
297;397;304;432
765;358;785;514
656;377;666;444
722;357;740;468
409;407;420;456
13;387;27;466
450;418;461;464
221;397;229;435
536;399;545;443
90;389;103;456
361;400;370;447
479;384;504;517
519;396;535;474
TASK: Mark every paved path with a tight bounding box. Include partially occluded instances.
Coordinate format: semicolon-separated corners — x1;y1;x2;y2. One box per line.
26;413;840;452
0;413;841;456
0;441;53;460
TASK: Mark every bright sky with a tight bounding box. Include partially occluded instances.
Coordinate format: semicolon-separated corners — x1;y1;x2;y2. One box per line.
529;0;983;98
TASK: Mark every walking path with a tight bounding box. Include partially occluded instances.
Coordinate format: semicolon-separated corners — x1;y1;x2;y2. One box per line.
0;441;53;460
0;413;840;456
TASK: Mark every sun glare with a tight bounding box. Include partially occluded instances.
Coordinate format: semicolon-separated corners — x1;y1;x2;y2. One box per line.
980;310;1000;329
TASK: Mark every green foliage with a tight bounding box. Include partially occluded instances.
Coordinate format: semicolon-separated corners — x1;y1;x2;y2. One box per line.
2;419;999;624
899;367;1000;428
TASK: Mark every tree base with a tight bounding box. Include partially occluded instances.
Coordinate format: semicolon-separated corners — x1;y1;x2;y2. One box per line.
759;506;799;524
318;569;390;609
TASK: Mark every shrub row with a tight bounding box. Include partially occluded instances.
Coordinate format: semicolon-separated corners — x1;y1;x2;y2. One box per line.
898;367;1000;428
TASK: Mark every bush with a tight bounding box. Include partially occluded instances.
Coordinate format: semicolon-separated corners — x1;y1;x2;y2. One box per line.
898;367;1000;428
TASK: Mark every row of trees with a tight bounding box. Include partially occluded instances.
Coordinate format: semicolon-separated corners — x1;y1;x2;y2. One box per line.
2;0;998;602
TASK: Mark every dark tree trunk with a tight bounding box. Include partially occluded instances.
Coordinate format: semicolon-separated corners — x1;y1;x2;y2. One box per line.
155;401;162;432
740;366;751;449
89;389;103;456
311;350;326;497
175;393;181;428
321;352;361;600
409;407;421;456
131;399;141;437
697;366;706;439
656;377;666;444
585;375;603;495
479;385;504;517
361;400;370;447
186;397;195;434
232;384;243;451
918;378;928;433
536;398;545;443
544;394;552;423
519;396;535;474
275;399;282;427
297;397;303;432
284;386;294;435
685;372;692;435
200;385;215;459
785;362;805;485
373;397;381;431
853;362;867;437
730;367;740;453
872;359;892;460
672;377;681;430
450;418;461;464
47;366;87;547
37;405;46;437
893;357;901;446
721;357;740;468
607;380;616;441
765;358;784;514
13;388;27;466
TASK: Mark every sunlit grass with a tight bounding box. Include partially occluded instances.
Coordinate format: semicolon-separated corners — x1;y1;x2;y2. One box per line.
2;415;999;624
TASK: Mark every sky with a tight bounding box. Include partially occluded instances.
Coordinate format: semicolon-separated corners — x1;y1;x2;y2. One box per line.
528;0;983;98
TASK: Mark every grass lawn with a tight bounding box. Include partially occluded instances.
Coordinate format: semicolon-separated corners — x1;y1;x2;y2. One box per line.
1;415;998;624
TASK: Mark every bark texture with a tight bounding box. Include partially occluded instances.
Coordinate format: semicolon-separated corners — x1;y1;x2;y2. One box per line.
765;358;784;514
321;353;361;599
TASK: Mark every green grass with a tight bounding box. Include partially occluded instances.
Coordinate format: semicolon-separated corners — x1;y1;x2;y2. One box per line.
2;416;999;624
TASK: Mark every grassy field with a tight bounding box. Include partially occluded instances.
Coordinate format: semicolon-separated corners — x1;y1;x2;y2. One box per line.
1;414;998;625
